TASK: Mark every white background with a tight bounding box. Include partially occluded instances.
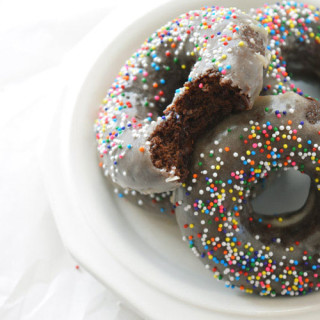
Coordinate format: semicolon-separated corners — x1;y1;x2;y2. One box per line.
0;0;148;319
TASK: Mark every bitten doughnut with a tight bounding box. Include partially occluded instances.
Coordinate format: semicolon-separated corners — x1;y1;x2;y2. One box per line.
95;6;269;194
254;2;320;96
175;92;320;296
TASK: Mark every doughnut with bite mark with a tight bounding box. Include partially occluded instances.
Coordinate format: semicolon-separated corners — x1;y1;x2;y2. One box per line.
95;6;269;194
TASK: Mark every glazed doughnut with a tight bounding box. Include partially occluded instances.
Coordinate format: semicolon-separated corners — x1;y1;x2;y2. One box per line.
253;2;320;96
95;6;269;194
111;182;176;216
175;92;320;296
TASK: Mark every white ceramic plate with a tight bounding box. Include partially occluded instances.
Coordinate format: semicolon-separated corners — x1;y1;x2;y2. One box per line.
43;0;320;319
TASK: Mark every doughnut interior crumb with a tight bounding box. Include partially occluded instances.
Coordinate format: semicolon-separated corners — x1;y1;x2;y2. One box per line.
149;71;249;182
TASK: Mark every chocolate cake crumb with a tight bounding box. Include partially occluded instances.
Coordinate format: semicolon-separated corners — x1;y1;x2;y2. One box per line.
306;98;320;124
149;71;249;182
240;25;266;56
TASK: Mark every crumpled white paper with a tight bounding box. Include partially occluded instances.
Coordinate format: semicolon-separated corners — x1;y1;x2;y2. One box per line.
0;0;145;319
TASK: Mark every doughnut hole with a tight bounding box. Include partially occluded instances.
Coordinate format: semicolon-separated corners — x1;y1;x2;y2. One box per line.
284;39;320;98
251;169;311;216
241;165;320;247
287;69;320;101
283;41;320;97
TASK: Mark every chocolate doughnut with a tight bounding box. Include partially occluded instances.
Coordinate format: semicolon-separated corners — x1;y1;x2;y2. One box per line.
112;182;176;216
175;92;320;296
95;6;269;194
253;2;320;96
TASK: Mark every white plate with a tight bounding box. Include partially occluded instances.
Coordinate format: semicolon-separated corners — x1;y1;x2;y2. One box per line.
43;1;320;319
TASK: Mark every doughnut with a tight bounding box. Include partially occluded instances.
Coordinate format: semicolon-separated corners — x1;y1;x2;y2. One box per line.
111;182;176;216
175;92;320;296
253;2;320;96
95;6;269;194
